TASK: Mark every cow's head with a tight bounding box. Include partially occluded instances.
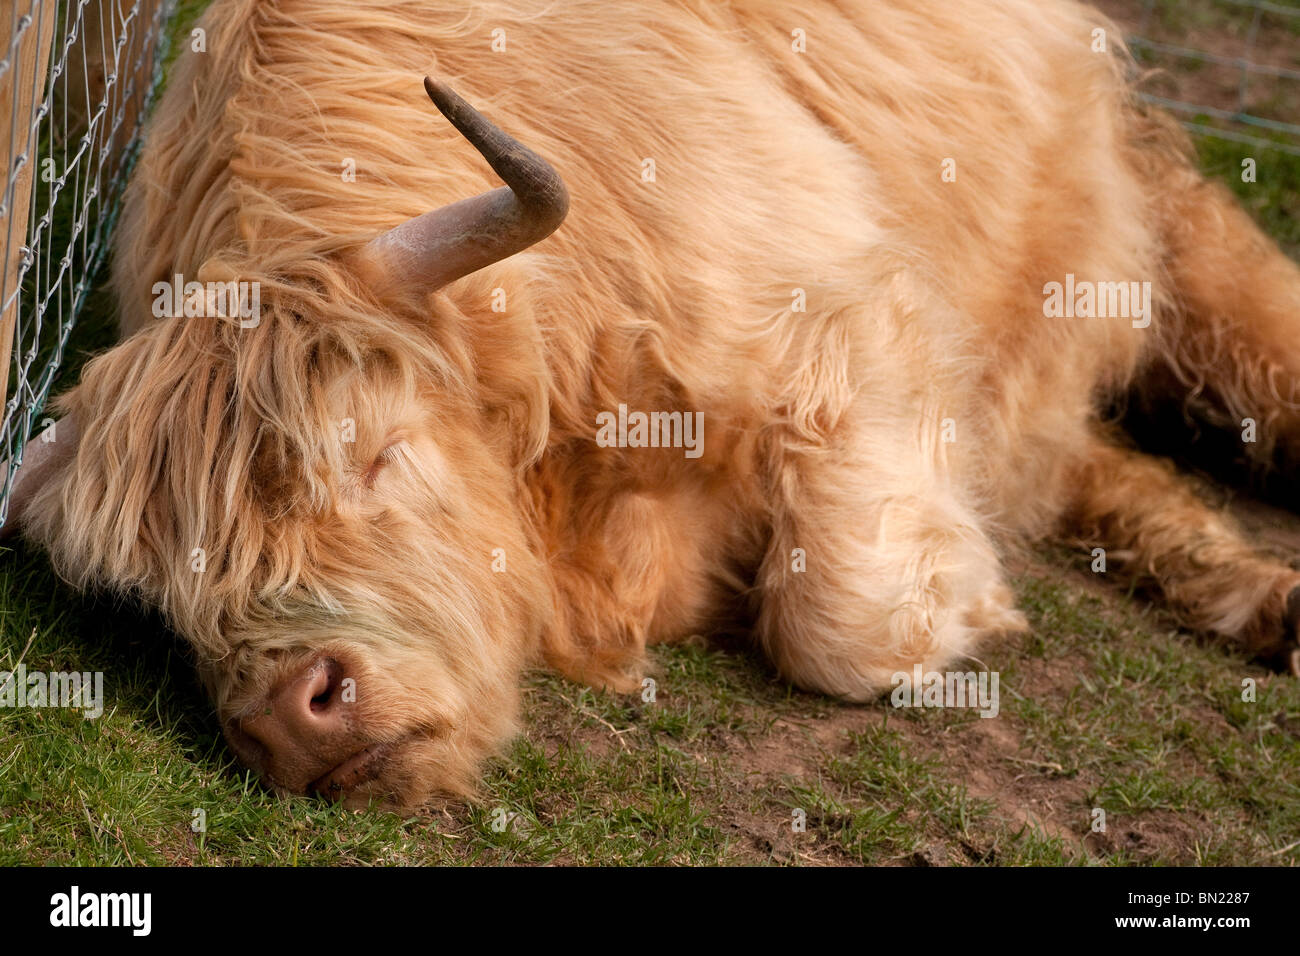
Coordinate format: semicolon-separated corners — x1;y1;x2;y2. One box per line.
2;79;567;809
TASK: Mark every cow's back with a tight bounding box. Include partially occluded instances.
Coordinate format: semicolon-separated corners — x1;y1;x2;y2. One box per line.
113;0;1160;532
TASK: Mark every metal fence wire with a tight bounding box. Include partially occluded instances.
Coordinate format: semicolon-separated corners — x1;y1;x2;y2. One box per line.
0;0;174;526
1127;0;1300;157
0;0;1294;529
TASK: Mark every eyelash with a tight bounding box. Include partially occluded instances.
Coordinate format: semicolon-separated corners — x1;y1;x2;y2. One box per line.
362;443;399;490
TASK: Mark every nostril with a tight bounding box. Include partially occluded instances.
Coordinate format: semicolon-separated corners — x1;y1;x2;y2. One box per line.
235;655;351;772
305;657;345;717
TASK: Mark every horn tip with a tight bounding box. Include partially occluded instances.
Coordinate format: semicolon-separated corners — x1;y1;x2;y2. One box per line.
423;76;456;114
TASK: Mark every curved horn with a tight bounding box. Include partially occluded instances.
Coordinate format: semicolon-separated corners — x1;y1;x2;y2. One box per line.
360;77;570;291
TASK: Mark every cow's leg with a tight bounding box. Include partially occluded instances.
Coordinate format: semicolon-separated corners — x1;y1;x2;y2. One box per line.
1063;434;1300;673
754;406;1025;701
539;476;742;690
1141;153;1300;475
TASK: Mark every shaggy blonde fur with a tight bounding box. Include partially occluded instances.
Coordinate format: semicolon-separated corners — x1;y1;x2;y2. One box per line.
15;0;1300;806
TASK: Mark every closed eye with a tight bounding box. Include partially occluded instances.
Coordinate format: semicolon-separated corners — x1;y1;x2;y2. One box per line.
362;442;401;490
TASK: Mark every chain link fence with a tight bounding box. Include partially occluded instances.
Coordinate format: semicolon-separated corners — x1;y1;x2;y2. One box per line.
0;0;175;527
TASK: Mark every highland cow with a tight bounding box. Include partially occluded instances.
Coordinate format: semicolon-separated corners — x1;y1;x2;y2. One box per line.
5;0;1300;809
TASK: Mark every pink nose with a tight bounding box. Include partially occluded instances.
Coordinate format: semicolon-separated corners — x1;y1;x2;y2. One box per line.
226;656;357;789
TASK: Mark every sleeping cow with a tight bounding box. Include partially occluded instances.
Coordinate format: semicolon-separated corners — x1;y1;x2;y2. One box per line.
6;0;1300;808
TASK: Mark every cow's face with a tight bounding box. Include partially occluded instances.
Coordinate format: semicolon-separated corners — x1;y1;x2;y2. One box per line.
21;302;551;808
4;78;568;807
205;345;552;809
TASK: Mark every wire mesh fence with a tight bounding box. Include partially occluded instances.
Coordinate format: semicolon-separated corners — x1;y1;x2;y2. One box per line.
0;0;175;527
1104;0;1300;156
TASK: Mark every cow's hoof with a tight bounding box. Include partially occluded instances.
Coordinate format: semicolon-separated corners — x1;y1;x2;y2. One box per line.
1284;587;1300;677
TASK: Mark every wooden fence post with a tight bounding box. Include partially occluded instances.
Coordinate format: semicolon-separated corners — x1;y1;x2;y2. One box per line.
0;0;56;420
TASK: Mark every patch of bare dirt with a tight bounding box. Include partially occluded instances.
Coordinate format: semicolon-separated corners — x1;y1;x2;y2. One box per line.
1085;808;1218;861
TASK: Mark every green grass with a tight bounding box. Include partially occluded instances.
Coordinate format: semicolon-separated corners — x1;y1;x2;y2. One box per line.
1198;138;1300;259
3;1;1300;866
6;537;1300;865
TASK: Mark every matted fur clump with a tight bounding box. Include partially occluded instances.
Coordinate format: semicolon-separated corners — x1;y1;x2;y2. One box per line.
10;0;1300;807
